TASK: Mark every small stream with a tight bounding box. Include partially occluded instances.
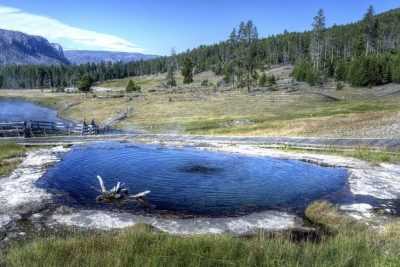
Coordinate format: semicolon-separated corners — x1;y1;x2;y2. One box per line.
0;99;65;123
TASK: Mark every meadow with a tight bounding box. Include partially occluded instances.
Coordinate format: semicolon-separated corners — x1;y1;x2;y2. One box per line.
1;69;399;138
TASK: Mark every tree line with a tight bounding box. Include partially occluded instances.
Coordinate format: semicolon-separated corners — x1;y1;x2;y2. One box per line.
292;6;400;87
0;58;168;89
1;6;400;89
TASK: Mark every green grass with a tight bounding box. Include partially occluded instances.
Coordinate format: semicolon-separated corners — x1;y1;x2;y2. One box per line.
277;145;400;164
5;221;400;267
305;201;365;233
182;100;400;135
344;148;400;163
0;142;26;176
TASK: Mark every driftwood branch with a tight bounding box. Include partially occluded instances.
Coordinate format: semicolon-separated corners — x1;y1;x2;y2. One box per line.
95;175;150;206
96;175;107;193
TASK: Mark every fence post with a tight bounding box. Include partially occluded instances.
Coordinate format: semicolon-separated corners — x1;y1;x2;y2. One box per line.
23;121;32;138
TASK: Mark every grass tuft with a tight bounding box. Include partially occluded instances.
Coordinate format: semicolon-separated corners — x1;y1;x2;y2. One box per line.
305;201;365;233
0;142;26;176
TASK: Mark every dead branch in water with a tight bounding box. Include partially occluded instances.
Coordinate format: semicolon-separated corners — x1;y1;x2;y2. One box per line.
95;175;150;206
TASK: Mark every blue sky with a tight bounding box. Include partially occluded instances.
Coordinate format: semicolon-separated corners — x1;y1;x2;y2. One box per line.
0;0;399;55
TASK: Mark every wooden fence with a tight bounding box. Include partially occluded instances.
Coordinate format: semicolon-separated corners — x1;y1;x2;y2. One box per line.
0;120;102;138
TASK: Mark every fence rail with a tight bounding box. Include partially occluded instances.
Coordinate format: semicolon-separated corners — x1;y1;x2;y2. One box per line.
0;120;103;138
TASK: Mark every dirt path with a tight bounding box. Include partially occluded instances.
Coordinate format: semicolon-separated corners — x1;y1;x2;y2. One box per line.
6;134;400;151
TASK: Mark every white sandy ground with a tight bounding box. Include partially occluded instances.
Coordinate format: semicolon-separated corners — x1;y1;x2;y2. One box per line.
339;204;375;220
0;214;12;229
0;146;69;229
1;143;400;233
51;210;298;235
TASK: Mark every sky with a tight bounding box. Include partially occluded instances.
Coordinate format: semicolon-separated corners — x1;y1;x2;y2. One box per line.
0;0;399;55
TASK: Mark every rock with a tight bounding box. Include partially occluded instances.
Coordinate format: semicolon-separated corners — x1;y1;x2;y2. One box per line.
54;206;75;215
0;29;70;65
0;230;6;241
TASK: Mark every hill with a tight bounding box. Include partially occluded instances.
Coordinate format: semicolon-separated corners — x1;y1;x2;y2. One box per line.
64;50;158;64
177;7;400;74
0;29;69;65
1;6;399;89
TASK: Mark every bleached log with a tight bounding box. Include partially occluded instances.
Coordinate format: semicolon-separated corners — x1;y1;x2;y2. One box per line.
131;190;151;198
95;175;150;205
96;175;107;193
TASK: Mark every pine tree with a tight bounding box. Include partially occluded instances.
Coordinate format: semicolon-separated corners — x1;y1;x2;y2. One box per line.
181;57;194;84
166;49;177;87
310;9;326;71
363;5;379;55
236;20;260;92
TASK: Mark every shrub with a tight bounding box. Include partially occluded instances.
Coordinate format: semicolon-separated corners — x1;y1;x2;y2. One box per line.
336;82;344;90
201;79;209;87
347;57;368;86
335;61;348;81
292;60;319;86
391;53;400;83
77;74;93;92
267;75;276;85
258;73;267;86
347;55;392;87
305;201;362;233
126;80;141;92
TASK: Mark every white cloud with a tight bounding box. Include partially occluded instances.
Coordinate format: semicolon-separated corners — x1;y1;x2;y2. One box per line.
0;5;144;53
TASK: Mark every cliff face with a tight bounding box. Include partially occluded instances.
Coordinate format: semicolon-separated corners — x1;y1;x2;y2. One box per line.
0;29;70;65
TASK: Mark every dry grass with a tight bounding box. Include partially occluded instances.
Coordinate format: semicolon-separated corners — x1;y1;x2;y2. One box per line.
1;71;400;137
98;71;221;91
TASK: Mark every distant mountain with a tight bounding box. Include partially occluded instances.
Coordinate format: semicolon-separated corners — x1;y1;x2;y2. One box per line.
64;50;158;64
0;29;70;65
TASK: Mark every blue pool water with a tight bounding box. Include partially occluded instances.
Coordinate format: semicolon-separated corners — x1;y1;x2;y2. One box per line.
0;99;65;122
37;142;349;216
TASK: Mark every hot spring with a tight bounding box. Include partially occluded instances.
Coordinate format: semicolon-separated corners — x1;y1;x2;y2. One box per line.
36;142;349;217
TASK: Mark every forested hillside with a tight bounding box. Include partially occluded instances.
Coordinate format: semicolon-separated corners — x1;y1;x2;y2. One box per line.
64;50;158;64
1;6;399;89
